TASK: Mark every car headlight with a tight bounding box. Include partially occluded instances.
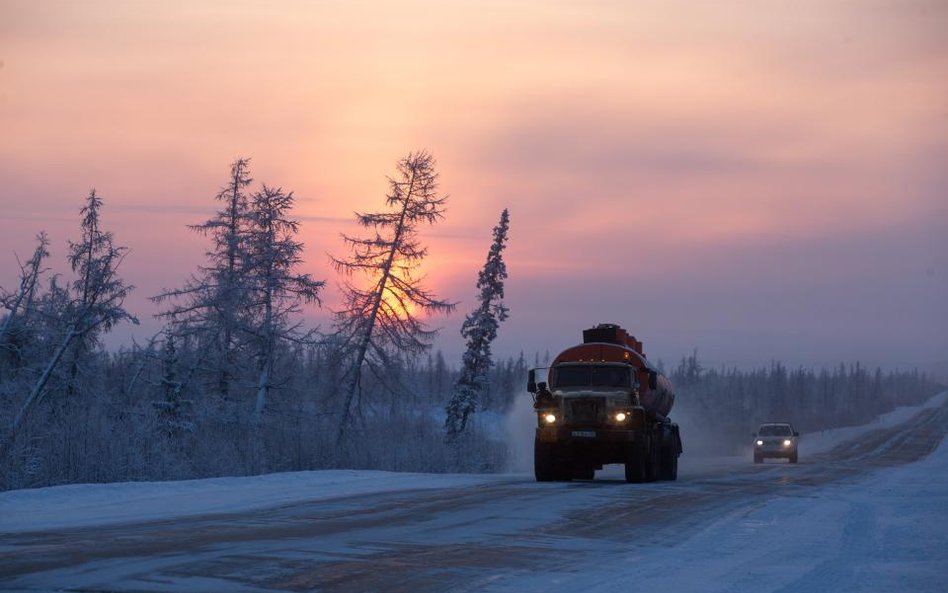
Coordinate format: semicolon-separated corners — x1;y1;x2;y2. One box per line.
615;412;628;422
543;413;557;424
783;439;792;447
755;440;764;446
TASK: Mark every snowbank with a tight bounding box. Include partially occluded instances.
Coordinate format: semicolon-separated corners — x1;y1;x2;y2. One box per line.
800;390;947;455
0;470;506;534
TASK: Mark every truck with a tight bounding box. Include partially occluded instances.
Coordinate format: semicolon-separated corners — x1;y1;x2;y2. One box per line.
527;323;682;483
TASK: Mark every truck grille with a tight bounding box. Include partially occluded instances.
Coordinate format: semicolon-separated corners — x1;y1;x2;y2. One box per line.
569;398;604;425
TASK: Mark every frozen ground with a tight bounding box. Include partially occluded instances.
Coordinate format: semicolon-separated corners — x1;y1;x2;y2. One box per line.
1;391;946;592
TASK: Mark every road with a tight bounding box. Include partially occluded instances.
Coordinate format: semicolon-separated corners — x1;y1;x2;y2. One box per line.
3;398;947;593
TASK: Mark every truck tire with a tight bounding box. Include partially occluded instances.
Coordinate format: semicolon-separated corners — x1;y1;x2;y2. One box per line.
659;446;678;481
753;453;762;464
789;452;798;464
534;441;557;482
573;466;595;480
624;444;646;483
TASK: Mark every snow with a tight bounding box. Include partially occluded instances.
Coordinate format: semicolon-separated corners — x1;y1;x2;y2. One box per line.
2;393;944;535
512;441;947;593
800;389;947;455
490;394;948;593
0;470;506;534
677;390;948;473
2;391;946;593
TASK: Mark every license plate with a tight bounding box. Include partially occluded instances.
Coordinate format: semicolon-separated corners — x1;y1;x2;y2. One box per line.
571;430;596;438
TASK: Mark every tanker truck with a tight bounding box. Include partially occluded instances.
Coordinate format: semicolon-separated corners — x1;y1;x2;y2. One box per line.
527;323;682;483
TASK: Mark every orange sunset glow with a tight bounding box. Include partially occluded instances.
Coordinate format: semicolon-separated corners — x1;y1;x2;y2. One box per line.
1;0;946;368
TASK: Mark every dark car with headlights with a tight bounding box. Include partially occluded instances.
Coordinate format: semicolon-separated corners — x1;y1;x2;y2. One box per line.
753;422;799;463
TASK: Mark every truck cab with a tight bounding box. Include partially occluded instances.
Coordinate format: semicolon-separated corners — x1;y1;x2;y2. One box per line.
532;363;641;432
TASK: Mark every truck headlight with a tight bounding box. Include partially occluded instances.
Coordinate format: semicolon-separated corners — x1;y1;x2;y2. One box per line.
615;412;628;422
543;413;557;424
755;440;764;446
783;439;792;447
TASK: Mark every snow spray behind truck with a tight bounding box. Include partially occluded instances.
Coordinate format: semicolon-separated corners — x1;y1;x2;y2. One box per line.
527;323;682;482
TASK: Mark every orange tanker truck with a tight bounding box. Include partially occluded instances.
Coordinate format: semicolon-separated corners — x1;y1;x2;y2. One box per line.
527;323;682;482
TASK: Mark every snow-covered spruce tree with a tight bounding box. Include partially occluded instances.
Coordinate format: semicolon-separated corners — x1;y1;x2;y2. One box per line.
444;208;510;439
242;185;324;424
152;158;253;400
330;151;456;444
1;190;137;459
153;329;194;438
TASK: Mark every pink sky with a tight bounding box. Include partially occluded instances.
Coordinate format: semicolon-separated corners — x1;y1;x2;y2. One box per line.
1;0;946;369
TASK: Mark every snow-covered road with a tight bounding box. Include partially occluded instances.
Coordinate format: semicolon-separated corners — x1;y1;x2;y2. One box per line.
2;392;946;593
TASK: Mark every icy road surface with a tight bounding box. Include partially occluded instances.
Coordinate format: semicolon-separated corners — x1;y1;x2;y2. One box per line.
2;392;946;593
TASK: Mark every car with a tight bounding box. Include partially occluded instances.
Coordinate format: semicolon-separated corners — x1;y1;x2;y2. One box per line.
753;422;799;463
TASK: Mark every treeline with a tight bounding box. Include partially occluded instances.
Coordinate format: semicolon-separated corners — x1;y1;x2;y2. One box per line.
1;154;943;490
0;337;527;490
1;152;518;490
1;335;939;490
670;351;943;455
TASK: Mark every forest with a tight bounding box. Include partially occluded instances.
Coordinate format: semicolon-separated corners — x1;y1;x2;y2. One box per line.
1;154;942;491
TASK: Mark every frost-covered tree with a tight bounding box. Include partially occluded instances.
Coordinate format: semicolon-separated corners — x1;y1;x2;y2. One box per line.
444;208;510;438
152;158;323;458
152;158;253;399
243;185;324;423
0;232;50;371
331;151;456;442
2;191;137;458
153;330;194;437
65;192;136;395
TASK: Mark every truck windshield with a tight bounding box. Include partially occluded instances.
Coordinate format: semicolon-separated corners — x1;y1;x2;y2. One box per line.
553;365;631;389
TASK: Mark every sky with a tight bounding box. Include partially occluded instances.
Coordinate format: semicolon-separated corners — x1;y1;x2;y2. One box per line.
1;0;946;370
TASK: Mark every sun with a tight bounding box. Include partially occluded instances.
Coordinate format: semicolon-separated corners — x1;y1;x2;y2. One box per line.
380;283;416;319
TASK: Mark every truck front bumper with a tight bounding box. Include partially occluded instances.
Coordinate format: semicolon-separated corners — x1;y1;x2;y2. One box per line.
537;426;639;444
536;426;641;466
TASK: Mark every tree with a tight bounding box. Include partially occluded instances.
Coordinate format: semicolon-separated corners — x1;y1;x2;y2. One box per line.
243;184;324;423
444;208;510;438
64;192;134;395
152;158;253;400
2;190;137;458
0;232;50;371
153;329;194;438
331;151;456;442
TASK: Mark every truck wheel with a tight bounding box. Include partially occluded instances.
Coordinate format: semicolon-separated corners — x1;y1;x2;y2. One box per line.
573;466;595;480
753;453;762;464
534;441;557;482
789;452;798;464
624;445;646;483
659;447;678;481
